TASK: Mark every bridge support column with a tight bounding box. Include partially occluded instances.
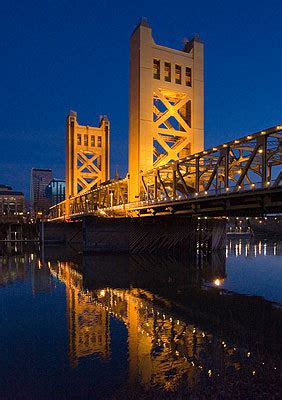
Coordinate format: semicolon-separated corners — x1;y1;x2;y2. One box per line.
83;216;226;254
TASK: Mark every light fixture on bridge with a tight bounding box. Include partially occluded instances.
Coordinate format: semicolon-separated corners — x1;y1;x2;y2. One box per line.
258;149;263;154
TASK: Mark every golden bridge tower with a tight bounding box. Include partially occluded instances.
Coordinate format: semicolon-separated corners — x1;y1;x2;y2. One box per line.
65;111;110;216
128;19;204;201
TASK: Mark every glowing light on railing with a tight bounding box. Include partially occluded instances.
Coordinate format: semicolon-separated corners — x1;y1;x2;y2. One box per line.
261;131;266;135
247;135;252;139
234;140;240;144
258;149;263;153
195;192;198;196
251;183;255;188
223;144;227;147
214;278;223;286
225;187;229;191
204;191;208;195
276;125;282;130
238;185;242;189
213;147;218;151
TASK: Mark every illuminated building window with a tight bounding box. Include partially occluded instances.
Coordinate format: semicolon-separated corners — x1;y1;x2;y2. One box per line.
84;135;88;146
175;64;181;84
98;136;102;147
77;134;81;145
186;67;192;86
164;62;171;82
91;135;95;147
153;59;160;79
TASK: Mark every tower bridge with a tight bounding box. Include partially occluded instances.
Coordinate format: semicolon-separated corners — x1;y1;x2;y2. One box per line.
47;20;282;252
49;123;282;220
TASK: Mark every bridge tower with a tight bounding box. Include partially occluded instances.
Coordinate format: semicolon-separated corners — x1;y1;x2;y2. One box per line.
65;111;110;217
128;19;204;202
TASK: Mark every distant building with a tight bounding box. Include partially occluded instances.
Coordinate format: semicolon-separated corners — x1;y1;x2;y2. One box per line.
30;168;53;214
0;184;24;216
45;179;66;206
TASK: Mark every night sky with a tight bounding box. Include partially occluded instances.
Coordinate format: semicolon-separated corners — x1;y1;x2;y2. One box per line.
1;0;281;197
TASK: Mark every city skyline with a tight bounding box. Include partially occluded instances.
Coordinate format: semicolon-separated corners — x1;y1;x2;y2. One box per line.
1;0;282;196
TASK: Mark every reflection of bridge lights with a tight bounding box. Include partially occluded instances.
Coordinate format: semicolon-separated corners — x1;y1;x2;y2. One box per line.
99;289;106;297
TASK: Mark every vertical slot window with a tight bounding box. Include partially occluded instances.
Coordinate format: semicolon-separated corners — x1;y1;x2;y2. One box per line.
84;135;88;146
175;64;181;84
91;135;95;147
77;134;81;145
164;62;171;82
153;59;160;79
186;67;192;86
98;136;102;147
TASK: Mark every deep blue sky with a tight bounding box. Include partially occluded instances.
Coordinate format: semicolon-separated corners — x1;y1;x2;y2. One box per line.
1;0;281;196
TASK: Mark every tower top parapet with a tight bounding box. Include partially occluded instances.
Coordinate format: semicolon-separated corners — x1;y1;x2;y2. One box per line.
132;17;151;36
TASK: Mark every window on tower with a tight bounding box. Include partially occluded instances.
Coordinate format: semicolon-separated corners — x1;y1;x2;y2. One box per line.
164;62;171;82
175;64;182;84
153;59;160;79
186;67;192;86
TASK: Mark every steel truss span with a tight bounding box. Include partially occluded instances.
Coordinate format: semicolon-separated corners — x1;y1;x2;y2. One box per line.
49;125;282;220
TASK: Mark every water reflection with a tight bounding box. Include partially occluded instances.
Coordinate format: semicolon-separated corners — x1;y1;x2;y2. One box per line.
226;238;281;258
0;253;27;286
46;249;280;395
0;241;281;398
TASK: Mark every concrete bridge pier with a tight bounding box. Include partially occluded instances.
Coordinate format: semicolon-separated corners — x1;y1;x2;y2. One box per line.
83;216;226;254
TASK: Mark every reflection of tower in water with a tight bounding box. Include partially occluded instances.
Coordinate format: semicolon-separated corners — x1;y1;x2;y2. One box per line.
47;256;263;393
49;262;110;367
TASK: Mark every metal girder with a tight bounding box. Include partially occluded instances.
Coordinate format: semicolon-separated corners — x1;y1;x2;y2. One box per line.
140;125;282;205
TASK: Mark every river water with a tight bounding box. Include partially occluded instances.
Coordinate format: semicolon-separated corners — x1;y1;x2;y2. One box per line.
0;238;281;399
